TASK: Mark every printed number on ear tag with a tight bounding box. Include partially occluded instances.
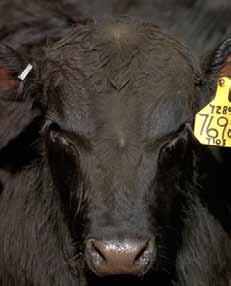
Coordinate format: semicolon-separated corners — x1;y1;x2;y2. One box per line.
194;77;231;147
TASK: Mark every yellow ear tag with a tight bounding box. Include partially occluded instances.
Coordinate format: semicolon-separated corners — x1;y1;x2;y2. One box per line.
194;77;231;147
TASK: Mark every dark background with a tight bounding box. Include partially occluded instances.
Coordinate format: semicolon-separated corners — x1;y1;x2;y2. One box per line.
0;0;230;58
77;0;231;55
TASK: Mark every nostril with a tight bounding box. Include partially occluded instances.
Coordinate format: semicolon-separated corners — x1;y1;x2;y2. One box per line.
86;239;105;268
134;241;149;261
135;239;155;267
91;240;106;261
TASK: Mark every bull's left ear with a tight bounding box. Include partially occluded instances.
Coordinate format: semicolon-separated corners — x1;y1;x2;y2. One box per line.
203;37;231;85
0;46;42;151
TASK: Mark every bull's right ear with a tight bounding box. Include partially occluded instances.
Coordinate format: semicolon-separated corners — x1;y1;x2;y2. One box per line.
0;46;42;151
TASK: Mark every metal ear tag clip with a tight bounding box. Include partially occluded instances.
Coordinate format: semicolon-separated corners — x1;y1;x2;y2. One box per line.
16;64;33;96
18;64;33;81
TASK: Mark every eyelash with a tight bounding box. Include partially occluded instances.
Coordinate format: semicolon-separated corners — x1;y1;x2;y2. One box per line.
159;132;188;162
48;124;78;154
161;142;174;156
158;141;175;162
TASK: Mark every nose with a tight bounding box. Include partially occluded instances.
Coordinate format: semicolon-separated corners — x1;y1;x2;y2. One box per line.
85;239;155;276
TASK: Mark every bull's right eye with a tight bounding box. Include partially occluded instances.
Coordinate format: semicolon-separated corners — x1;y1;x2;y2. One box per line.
46;123;81;215
47;123;79;155
49;127;69;149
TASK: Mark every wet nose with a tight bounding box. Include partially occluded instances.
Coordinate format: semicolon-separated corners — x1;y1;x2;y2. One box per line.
85;239;154;276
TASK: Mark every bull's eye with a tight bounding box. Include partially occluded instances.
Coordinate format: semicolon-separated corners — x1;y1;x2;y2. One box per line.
158;123;191;167
160;141;175;156
159;140;177;164
158;135;187;168
47;123;81;217
47;123;78;155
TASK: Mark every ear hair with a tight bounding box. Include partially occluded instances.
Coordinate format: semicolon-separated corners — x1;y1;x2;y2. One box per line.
0;44;25;73
0;46;42;151
203;37;231;78
0;67;18;91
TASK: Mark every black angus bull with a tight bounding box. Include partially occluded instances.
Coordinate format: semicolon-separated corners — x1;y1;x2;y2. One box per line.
0;15;231;286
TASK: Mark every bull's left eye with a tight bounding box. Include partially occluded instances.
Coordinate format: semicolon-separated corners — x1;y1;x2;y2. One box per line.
158;133;188;167
158;139;179;165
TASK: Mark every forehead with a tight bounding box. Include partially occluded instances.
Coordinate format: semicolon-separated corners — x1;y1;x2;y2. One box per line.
46;19;196;142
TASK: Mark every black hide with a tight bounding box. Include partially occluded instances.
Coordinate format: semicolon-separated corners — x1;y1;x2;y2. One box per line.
0;2;230;286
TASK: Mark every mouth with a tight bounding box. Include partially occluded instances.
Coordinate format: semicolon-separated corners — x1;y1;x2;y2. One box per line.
68;238;175;286
69;230;176;285
84;270;173;286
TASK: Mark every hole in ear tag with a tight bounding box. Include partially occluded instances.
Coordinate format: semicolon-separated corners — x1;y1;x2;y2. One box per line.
194;77;231;147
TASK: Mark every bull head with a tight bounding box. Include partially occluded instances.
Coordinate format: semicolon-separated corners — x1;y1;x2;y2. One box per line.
0;18;230;285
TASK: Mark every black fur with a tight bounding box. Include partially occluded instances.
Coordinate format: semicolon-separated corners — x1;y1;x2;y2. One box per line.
0;2;230;286
176;197;231;286
82;0;231;55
